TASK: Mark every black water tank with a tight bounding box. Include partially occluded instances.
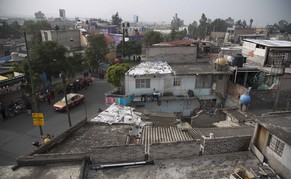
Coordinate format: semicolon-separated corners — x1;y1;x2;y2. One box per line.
232;53;244;67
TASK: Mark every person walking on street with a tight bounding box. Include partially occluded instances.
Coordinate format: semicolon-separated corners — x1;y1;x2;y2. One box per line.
46;90;52;105
0;102;7;120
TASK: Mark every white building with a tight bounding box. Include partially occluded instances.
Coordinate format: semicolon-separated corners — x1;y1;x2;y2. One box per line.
124;61;231;116
251;113;291;179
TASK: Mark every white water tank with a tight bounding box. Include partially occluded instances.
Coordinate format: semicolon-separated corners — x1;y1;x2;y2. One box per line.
11;52;19;61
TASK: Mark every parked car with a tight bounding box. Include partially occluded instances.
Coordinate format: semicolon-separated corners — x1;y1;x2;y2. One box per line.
53;93;85;111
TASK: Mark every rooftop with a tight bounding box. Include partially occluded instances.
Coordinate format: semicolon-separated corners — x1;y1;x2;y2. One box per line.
243;39;291;47
258;112;291;145
126;61;173;76
1;151;261;179
49;123;131;154
170;62;232;75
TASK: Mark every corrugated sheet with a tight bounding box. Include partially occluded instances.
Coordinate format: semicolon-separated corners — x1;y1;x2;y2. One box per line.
139;126;194;154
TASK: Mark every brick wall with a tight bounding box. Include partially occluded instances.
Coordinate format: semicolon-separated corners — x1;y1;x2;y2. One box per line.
226;81;246;101
90;144;145;163
202;136;251;155
149;140;201;160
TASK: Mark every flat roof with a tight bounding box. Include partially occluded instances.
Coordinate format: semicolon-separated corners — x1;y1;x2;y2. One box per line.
243;39;291;47
126;61;173;76
258;112;291;145
48;123;131;154
171;63;232;75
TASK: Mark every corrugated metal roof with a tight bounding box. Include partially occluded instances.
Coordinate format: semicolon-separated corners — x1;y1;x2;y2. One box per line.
243;39;291;47
191;126;254;138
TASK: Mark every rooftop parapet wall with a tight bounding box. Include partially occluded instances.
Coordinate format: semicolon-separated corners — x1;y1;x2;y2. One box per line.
90;144;145;163
146;46;197;63
149;140;201;160
202;136;251;155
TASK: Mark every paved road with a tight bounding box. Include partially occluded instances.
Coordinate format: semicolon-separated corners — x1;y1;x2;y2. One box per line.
0;78;113;166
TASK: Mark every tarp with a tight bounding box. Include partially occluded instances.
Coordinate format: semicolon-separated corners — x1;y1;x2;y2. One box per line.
90;103;144;126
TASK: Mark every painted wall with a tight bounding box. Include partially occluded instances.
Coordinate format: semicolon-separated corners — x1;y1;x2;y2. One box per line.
125;74;168;96
139;98;200;116
265;140;291;179
171;75;195;96
242;41;266;66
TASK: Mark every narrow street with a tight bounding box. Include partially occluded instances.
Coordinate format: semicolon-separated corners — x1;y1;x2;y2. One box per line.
0;78;113;165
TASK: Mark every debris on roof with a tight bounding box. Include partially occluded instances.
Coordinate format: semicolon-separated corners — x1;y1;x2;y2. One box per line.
126;61;173;76
212;120;240;128
90;103;144;125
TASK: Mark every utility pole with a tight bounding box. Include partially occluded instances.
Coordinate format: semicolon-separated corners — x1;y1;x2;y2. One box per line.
60;73;72;127
122;22;130;59
0;21;43;136
24;32;43;136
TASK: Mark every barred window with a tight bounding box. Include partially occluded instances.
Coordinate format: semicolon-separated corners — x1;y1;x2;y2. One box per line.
173;78;181;86
136;79;150;89
268;135;285;156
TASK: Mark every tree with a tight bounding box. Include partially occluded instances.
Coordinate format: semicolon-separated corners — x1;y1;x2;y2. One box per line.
277;19;289;33
210;18;229;32
235;20;242;28
12;60;42;94
106;63;130;87
198;13;209;38
249;19;253;28
34;11;46;20
169;28;187;40
64;52;86;78
225;17;234;27
0;21;23;39
171;13;184;30
188;21;198;39
170;28;176;40
30;41;67;85
242;20;247;28
85;34;109;70
117;41;142;60
111;12;122;26
142;31;163;47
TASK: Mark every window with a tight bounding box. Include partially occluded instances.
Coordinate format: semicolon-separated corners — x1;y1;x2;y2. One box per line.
44;32;48;41
268;135;285;156
173;78;181;86
136;79;150;89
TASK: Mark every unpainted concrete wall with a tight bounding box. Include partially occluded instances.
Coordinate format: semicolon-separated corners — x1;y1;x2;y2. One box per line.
90;144;145;163
146;46;197;62
202;136;251;155
149;140;201;160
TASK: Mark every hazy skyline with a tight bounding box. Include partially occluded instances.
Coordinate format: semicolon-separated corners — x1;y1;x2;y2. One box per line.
1;0;291;27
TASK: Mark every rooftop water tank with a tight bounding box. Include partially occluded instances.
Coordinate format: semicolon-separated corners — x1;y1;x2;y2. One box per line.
240;93;251;105
227;55;234;63
10;52;19;61
214;58;228;71
231;53;244;67
215;58;228;66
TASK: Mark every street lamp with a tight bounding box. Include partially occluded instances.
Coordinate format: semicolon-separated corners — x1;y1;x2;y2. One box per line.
59;73;72;127
122;22;130;59
1;22;43;135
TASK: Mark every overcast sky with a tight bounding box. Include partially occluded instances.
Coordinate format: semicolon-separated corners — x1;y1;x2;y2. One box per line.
0;0;290;27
